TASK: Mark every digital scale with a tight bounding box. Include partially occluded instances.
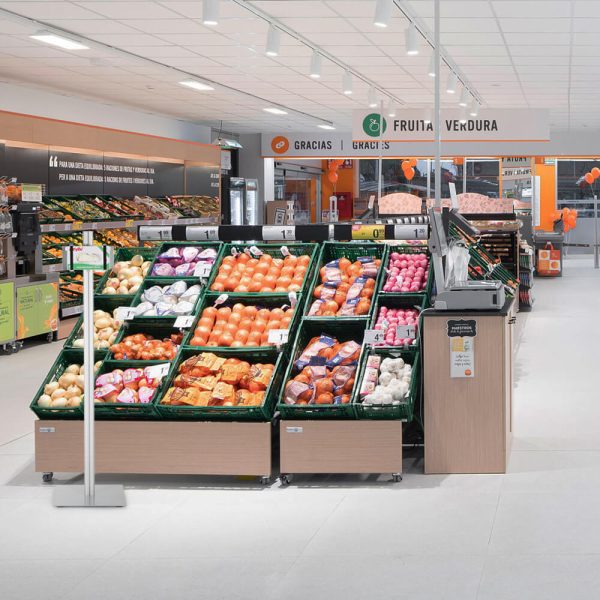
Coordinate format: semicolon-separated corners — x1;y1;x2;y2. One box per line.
429;207;505;311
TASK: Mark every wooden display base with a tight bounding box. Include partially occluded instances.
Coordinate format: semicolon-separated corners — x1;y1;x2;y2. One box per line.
34;420;272;480
279;420;403;480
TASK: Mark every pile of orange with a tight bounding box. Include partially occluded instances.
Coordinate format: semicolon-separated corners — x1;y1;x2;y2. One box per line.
190;303;295;347
210;252;311;293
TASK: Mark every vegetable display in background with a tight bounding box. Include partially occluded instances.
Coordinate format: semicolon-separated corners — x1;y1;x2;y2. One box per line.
383;251;429;293
37;362;102;409
283;334;360;406
190;303;294;348
358;356;413;406
101;254;151;295
94;366;166;404
110;333;182;360
160;353;274;407
308;256;380;317
210;251;310;293
151;246;218;277
373;306;419;347
134;281;201;317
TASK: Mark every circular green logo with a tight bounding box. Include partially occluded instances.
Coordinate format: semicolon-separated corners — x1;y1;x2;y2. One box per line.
362;113;387;137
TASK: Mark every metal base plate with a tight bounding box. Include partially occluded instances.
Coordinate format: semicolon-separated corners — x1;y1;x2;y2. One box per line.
53;485;126;508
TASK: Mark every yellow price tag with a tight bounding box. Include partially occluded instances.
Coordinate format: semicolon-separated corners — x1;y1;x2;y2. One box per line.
72;221;83;231
351;224;385;240
125;219;134;228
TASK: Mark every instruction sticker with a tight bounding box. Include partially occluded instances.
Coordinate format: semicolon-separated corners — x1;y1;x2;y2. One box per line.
447;319;476;378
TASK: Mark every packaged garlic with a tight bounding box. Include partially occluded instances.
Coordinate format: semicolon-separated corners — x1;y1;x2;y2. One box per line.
359;355;381;397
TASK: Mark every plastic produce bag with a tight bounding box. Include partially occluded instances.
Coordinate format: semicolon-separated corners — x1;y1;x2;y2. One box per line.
444;240;470;288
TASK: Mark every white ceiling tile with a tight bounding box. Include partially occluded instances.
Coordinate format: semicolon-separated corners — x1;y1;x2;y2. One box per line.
87;33;171;47
504;32;571;45
499;18;572;33
253;1;339;18
441;32;505;45
574;2;600;18
76;2;182;19
126;19;210;35
407;0;495;18
45;19;139;35
492;1;571;19
0;1;101;19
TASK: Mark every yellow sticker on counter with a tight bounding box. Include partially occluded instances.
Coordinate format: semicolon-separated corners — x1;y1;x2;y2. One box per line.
72;221;83;231
125;219;134;228
351;224;385;240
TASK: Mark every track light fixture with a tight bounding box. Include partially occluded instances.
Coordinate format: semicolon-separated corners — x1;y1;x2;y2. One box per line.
310;50;321;79
202;0;219;26
343;70;353;95
405;22;419;55
446;72;458;94
265;24;281;57
374;0;393;28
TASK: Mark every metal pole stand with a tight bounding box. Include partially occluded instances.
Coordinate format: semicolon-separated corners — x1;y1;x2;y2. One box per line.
594;195;599;269
53;230;125;508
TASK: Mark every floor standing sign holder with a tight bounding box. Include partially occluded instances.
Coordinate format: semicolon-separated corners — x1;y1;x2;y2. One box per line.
53;231;125;508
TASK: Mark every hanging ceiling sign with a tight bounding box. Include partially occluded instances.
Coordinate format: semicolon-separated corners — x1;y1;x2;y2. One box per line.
352;109;549;143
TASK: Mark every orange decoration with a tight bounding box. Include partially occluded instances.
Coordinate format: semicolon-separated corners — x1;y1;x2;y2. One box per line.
328;170;339;184
584;172;594;184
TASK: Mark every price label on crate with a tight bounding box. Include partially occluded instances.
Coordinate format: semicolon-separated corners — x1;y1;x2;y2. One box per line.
194;262;213;278
187;226;219;241
124;219;135;229
268;329;289;345
352;224;385;240
72;221;83;231
174;315;195;329
396;324;417;339
262;225;296;241
363;329;385;345
145;363;171;381
394;224;428;240
114;307;137;322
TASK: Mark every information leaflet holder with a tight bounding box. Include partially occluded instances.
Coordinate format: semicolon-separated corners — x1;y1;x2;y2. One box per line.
429;207;505;311
53;233;125;508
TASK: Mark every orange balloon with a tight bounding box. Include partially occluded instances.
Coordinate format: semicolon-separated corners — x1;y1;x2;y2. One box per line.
584;172;594;184
328;170;338;184
409;158;417;167
401;160;410;170
329;164;339;173
405;167;415;181
334;159;345;167
592;167;600;180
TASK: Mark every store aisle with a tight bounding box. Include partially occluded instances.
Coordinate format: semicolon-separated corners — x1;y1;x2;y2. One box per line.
1;260;599;600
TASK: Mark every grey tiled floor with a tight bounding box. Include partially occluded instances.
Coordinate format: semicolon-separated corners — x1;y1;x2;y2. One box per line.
1;257;598;599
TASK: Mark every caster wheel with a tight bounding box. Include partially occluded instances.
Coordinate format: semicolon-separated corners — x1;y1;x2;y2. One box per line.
42;472;53;483
259;476;271;486
392;473;403;483
47;332;54;343
280;474;292;486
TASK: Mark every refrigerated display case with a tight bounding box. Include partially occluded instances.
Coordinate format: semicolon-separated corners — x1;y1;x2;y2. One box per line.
229;178;259;225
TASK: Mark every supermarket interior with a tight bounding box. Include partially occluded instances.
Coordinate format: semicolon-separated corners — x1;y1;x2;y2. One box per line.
1;0;600;598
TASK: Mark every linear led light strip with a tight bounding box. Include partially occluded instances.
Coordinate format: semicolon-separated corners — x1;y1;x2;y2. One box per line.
0;7;334;130
231;0;404;110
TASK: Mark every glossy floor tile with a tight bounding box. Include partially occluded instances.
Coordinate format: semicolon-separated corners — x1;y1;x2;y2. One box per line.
0;258;599;599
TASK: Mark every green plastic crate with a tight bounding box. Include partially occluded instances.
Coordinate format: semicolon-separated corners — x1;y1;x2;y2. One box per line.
182;292;305;352
130;277;204;321
277;318;367;420
30;348;104;420
108;320;183;361
303;242;387;322
369;293;426;351
95;246;157;298
379;243;433;300
147;241;223;279
206;242;320;298
92;359;171;420
352;349;420;421
63;295;132;351
156;347;284;421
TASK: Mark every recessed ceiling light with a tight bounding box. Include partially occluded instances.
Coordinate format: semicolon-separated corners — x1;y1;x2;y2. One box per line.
310;50;322;79
343;70;353;95
405;22;419;56
446;72;457;94
202;0;219;26
319;124;336;130
30;30;89;50
263;107;288;115
265;24;281;57
179;80;215;91
374;0;393;28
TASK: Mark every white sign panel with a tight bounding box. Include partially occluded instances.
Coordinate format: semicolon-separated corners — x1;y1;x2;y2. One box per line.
352;109;549;143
